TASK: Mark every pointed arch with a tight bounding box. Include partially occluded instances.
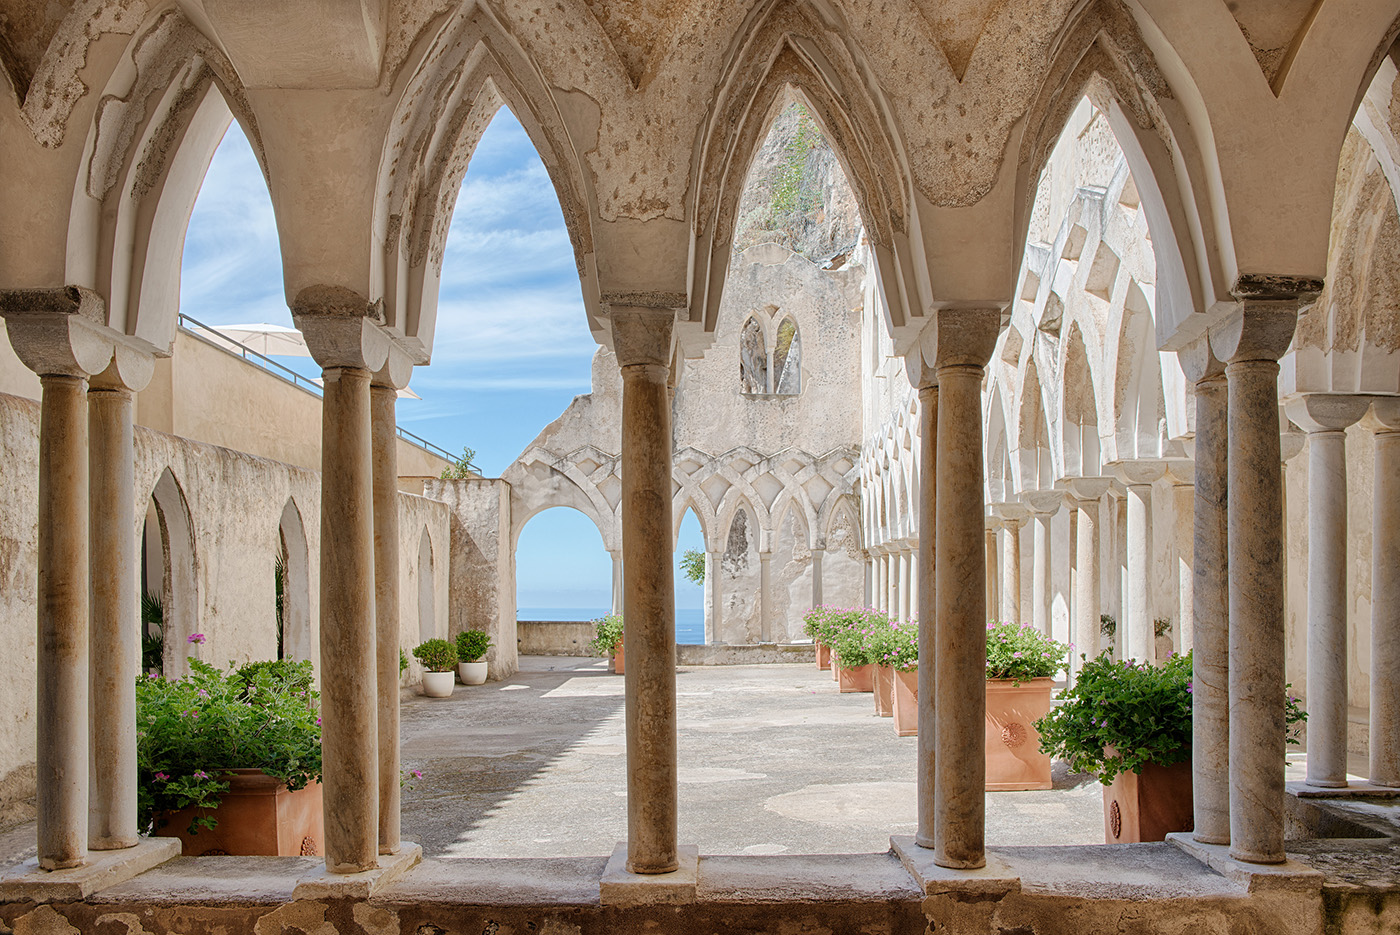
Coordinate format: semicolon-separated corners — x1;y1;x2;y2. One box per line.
147;466;197;677
65;7;266;354
986;385;1010;501
690;1;915;337
1110;280;1166;461
374;4;598;360
278;497;312;663
417;527;436;644
739;315;768;393
772;315;801;394
1061;322;1101;477
1015;356;1052;490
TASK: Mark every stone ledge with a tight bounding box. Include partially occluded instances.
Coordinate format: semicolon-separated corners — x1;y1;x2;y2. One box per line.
0;836;181;903
890;836;1020;896
1288;780;1400;799
291;843;422;900
599;843;699;905
1168;833;1325;893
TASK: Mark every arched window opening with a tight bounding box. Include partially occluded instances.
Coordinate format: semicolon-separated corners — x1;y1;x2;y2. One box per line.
514;507;612;624
418;528;436;644
772;317;801;394
675;507;706;644
278;498;312;663
740;317;768;394
143;468;197;677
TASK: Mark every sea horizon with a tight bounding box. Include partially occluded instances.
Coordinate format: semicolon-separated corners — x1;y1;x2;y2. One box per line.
517;606;706;645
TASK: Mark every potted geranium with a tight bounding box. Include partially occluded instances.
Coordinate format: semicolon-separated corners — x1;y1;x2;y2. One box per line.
985;621;1070;790
137;659;323;856
455;629;491;685
884;619;919;736
830;612;881;693
868;616;896;717
802;606;835;670
589;614;625;674
414;638;458;697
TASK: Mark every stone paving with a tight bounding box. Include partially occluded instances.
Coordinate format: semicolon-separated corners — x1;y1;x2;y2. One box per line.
399;656;1105;858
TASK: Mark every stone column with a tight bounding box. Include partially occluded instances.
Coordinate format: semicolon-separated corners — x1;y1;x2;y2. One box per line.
914;383;937;849
1369;402;1400;787
612;306;679;874
759;550;773;642
898;548;912;622
1210;279;1315;864
991;504;1026;624
1064;479;1112;678
294;291;399;874
984;525;999;624
931;308;999;870
887;551;899;617
1188;366;1231;844
1;290;120;870
371;374;408;853
1021;491;1062;635
1113;462;1165;663
703;550;720;644
1286;394;1370;789
611;550;625;615
87;352;152;851
810;546;825;610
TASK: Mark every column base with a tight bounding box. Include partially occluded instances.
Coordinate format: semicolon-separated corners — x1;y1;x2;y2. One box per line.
1287;780;1400;799
889;836;1019;896
292;842;422;900
0;836;181;903
1167;833;1323;893
599;842;699;906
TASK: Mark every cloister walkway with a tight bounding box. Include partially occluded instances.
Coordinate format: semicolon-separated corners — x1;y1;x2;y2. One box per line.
399;658;1104;858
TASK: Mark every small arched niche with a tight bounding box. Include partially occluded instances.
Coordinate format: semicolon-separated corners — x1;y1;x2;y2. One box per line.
278;498;312;662
740;316;769;394
772;316;802;394
418;528;436;644
142;468;198;677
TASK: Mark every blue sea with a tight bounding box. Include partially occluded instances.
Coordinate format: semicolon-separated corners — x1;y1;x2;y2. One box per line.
517;607;706;645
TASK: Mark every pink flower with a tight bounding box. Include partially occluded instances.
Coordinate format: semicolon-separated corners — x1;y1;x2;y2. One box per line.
411;769;423;779
154;772;169;781
315;717;322;726
187;633;206;644
193;770;209;780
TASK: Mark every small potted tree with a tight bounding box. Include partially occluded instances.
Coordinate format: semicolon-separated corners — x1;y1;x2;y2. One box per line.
590;614;625;673
414;638;458;697
455;630;491;685
984;622;1070;790
139;659;323;856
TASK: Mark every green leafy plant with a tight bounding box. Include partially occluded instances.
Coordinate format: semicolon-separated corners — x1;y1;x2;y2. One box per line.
141;591;164;676
985;621;1070;682
827;609;889;668
455;629;491;663
399;647;409;675
136;659;321;835
588;614;624;656
1154;617;1172;638
274;554;286;659
413;638;458;672
439;446;480;480
678;549;706;585
1100;613;1116;638
877;617;918;671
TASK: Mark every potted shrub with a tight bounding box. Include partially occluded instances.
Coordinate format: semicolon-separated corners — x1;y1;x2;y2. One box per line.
414;638;458;696
830;613;880;693
455;629;492;685
589;614;625;674
884;618;919;736
138;659;323;856
984;621;1070;791
802;606;834;670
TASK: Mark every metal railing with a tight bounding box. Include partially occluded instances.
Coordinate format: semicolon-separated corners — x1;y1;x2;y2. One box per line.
178;312;463;469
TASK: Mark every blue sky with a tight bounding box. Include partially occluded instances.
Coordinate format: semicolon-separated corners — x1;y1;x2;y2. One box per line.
181;109;702;613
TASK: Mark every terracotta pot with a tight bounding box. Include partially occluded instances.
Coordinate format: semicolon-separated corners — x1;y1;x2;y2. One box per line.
831;658;840;681
1103;758;1194;843
816;641;831;670
874;665;894;716
984;677;1054;790
837;663;873;693
458;660;487;685
156;770;323;857
892;668;918;736
422;671;455;697
610;642;625;674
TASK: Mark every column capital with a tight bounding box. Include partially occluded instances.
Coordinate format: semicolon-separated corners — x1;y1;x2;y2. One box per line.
1108;459;1173;487
1370;397;1400;433
1177;332;1228;384
1284;393;1373;434
912;307;1002;374
1059;476;1114;502
1020;489;1065;516
988;501;1028;525
609;306;677;369
1209;275;1321;365
291;285;392;372
0;286;117;378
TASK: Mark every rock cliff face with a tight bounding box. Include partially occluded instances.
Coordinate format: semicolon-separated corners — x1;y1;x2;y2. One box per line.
731;98;863;267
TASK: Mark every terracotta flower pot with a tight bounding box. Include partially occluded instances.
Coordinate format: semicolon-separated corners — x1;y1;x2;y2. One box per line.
984;677;1054;790
610;642;625;674
1103;759;1194;843
874;665;894;716
156;769;323;857
831;658;840;681
892;668;918;736
422;671;455;697
816;641;831;670
837;663;873;693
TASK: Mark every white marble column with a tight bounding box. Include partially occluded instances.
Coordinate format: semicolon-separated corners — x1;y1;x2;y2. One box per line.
759;550;773;642
915;384;937;848
1064;479;1111;678
931;308;998;870
703;550;720;644
898;549;912;622
88;354;152;852
1021;491;1062;636
612;306;679;874
887;551;899;617
1213;285;1312;865
810;546;825;610
1370;402;1400;787
984;525;999;624
1287;394;1370;788
1113;462;1165;664
991;505;1026;624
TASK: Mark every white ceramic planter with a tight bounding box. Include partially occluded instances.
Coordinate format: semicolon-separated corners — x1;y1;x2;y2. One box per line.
422;671;455;697
458;661;488;685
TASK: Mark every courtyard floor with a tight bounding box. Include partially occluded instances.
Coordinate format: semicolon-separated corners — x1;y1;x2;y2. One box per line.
399;656;1105;858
